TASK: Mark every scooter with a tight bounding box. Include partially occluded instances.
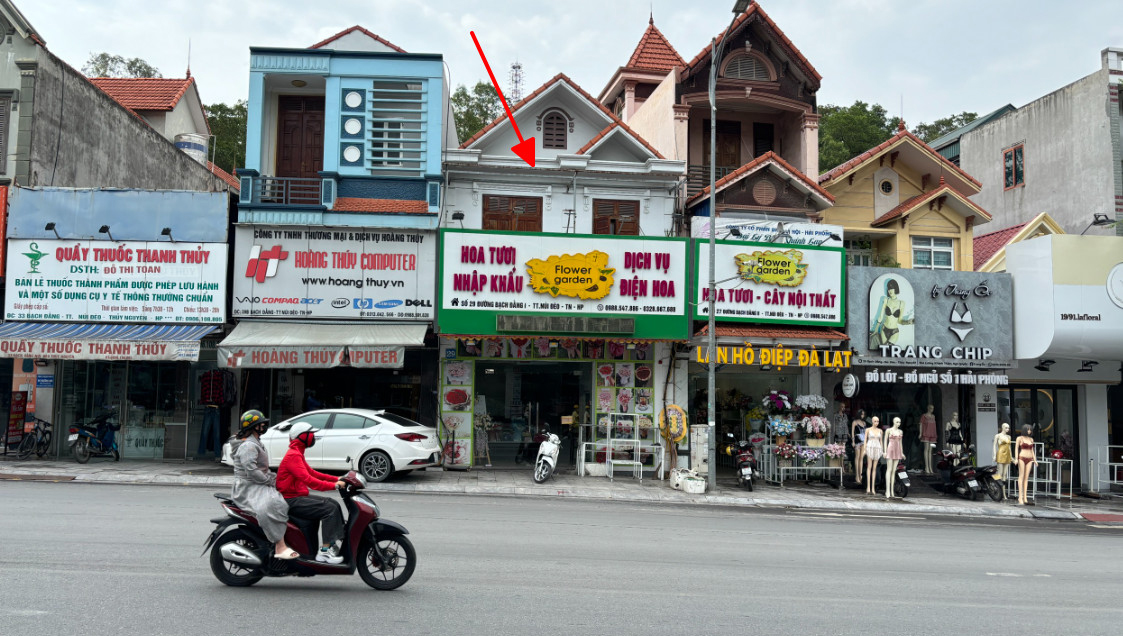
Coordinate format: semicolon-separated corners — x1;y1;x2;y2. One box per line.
932;444;982;500
533;428;561;483
963;445;1004;501
68;408;120;463
873;458;910;498
724;433;759;491
203;471;415;590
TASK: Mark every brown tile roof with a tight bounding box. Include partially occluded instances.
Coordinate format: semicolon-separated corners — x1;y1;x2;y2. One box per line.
626;17;685;72
869;182;993;227
696;324;849;341
207;162;241;192
310;26;406;52
972;222;1027;270
685;151;834;205
332;198;430;214
818;124;983;189
575;122;665;159
684;3;821;84
88;77;195;111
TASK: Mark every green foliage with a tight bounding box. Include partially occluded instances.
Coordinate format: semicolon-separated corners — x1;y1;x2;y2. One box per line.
206;101;247;173
451;82;503;144
817;101;900;173
82;52;162;78
911;112;979;143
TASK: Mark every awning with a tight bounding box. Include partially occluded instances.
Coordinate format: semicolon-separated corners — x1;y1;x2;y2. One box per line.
217;321;427;369
0;322;218;361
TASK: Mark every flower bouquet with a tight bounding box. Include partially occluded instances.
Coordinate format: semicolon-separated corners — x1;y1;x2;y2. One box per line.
768;416;796;445
794;393;829;416
774;442;797;461
796;445;823;465
823;442;846;468
762;390;793;416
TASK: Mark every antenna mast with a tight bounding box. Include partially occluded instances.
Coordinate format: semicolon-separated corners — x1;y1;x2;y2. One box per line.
508;61;524;103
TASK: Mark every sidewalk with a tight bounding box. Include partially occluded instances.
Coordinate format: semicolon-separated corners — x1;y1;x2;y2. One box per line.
2;455;1121;522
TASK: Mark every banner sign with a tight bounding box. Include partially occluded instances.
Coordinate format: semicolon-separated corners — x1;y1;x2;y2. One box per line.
232;226;436;320
847;267;1013;369
694;345;852;369
862;368;1010;386
7;391;26;446
691;217;844;247
217;345;405;369
693;239;845;326
0;339;200;361
439;230;689;340
4;239;226;324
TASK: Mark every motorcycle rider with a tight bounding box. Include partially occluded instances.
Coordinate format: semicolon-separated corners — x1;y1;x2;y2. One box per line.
230;410;297;559
277;422;346;564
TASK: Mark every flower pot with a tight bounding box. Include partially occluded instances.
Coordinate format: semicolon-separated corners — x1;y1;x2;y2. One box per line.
774;435;788;446
805;438;825;448
828;457;843;468
778;458;793;468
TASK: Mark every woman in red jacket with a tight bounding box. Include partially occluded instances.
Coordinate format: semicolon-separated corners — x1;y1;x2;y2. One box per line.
277;422;346;564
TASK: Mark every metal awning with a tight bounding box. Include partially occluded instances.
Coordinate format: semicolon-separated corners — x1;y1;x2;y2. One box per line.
0;322;218;361
217;321;427;369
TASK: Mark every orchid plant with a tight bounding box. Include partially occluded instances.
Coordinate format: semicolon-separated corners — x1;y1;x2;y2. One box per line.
794;394;829;415
801;415;831;439
823;443;847;459
762;390;793;415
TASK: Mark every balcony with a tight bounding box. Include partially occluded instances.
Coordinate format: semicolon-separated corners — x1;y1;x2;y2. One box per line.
237;172;332;209
686;165;737;198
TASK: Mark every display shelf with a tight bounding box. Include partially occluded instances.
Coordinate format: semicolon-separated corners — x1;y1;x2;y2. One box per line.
1092;446;1123;493
761;444;843;490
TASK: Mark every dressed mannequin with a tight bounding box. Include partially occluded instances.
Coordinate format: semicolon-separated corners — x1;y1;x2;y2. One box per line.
993;423;1013;499
863;416;883;494
919;404;937;473
884;417;905;498
945;412;964;463
1015;425;1037;505
851;409;867;482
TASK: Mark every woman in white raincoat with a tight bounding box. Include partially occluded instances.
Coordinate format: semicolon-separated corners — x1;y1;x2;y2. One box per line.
230;409;298;559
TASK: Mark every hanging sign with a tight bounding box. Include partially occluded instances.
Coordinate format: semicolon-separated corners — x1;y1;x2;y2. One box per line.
693;345;852;368
0;339;200;361
7;391;27;445
217;345;405;369
862;368;1009;385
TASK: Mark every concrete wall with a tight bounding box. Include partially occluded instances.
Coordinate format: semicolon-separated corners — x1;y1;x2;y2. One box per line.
0;17;41;182
626;73;680;160
960;68;1115;236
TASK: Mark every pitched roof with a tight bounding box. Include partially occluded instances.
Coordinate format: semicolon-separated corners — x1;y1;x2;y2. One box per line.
626;17;685;72
207;162;240;192
683;2;820;84
88;77;195;111
685;151;834;206
869;181;992;227
331;198;429;214
818;124;983;191
972;222;1027;270
575;122;665;159
929;104;1016;151
309;26;406;52
696;324;849;342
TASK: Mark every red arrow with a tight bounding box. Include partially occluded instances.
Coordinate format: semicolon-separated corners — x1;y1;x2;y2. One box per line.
470;31;535;167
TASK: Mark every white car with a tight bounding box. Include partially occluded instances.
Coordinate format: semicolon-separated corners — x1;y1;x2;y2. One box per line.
256;408;440;482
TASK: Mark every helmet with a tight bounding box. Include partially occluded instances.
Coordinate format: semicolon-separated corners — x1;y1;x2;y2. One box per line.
288;422;319;447
238;410;269;437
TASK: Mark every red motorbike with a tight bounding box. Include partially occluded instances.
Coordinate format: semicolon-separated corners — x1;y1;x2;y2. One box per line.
203;471;415;589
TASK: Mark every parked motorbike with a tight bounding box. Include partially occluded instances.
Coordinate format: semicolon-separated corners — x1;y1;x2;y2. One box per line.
873;458;910;498
963;445;1004;501
203;471;415;590
68;408;120;463
532;429;561;483
931;444;982;500
724;433;759;491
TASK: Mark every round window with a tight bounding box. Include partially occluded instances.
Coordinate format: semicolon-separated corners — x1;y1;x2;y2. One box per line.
344;91;363;108
343;145;362;163
879;180;894;194
344;118;362;135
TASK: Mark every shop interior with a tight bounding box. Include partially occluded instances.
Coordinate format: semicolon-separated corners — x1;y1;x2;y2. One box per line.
997;386;1079;489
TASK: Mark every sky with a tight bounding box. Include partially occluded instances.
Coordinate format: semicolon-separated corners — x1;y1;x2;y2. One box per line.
19;0;1123;128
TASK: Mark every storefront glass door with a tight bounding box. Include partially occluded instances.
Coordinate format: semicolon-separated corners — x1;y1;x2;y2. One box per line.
998;385;1079;489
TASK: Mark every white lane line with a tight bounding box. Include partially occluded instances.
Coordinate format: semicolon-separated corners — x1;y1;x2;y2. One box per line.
985;573;1051;578
791;511;928;520
1087;524;1123;529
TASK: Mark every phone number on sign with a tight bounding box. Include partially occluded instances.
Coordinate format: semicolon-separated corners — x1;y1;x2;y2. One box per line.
600;304;676;313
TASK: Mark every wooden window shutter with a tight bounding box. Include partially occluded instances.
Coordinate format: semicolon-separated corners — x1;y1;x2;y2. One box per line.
542;113;567;149
593;200;639;236
0;97;8;174
482;195;542;232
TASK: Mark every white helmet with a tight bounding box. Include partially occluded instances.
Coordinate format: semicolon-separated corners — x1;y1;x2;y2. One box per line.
289;421;320;446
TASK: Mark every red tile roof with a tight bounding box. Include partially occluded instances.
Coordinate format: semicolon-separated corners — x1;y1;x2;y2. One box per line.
310;26;406;52
684;3;821;84
685;151;834;206
207;162;241;192
88;77;195;111
696;324;849;341
332;198;429;214
626;17;685;72
869;182;992;227
575;122;665;159
972;222;1027;270
818;124;982;189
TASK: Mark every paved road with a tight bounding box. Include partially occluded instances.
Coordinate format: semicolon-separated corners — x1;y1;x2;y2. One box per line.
0;482;1120;635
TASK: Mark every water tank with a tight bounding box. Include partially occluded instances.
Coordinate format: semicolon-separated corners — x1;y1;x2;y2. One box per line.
174;133;208;165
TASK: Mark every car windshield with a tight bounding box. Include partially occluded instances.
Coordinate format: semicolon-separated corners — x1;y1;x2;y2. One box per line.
375;412;425;428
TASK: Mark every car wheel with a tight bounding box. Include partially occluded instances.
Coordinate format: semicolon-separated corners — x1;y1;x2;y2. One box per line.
360;450;393;483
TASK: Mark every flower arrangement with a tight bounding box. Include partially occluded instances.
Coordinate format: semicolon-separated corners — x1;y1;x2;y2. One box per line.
768;416;796;436
795;394;829;415
801;415;831;439
762;390;793;415
823;443;847;460
746;406;767;421
774;443;796;460
796;446;823;464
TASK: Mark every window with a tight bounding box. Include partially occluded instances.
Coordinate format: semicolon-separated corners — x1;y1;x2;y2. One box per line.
482;195;543;232
879;180;894;194
912;237;954;270
0;95;10;174
542;112;567;149
369;80;425;176
844;239;872;267
1003;144;1024;189
592;200;640;236
723;54;771;81
330;413;374;430
292;413;333;430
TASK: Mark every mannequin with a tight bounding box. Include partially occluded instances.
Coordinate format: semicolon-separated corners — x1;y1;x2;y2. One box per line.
863;416;883;494
1015;425;1037;505
884;417;905;498
945;412;964;463
919;404;937;473
993;423;1013;499
851;409;867;482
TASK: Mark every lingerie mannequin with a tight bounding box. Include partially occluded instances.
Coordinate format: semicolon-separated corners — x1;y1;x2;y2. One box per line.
851;409;867;482
945;412;964;464
919;404;937;473
884;417;905;498
993;423;1013;500
1015;425;1037;505
863;416;883;494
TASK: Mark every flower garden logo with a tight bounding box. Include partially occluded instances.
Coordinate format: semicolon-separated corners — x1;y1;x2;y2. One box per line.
733;249;808;287
525;250;615;300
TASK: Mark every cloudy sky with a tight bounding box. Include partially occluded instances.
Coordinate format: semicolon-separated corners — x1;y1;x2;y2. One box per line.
21;0;1123;127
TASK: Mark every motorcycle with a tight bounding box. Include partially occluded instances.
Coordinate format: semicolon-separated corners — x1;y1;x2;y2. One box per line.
724;433;759;491
963;445;1004;501
532;428;561;483
873;458;910;498
931;444;982;500
203;471;415;590
68;408;120;463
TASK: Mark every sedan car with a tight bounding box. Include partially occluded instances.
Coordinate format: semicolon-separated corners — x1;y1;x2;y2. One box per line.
257;408;440;482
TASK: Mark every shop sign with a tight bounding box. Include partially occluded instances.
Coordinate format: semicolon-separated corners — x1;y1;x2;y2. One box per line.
231;226;436;320
693;345;852;369
439;230;688;340
691;217;845;248
35;375;54;389
862;368;1009;385
841;373;859;398
218;345;405;369
0;339;200;361
693;240;845;326
7;391;27;444
847;267;1012;369
4;239;227;324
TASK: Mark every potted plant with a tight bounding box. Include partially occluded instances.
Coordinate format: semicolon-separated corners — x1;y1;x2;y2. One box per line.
763;390;793;443
775;442;796;467
795;394;829;416
768;417;796;445
823;443;847;468
745;406;767;432
801;415;831;447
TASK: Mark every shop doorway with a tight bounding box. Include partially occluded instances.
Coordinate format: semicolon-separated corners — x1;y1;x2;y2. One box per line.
473;361;591;468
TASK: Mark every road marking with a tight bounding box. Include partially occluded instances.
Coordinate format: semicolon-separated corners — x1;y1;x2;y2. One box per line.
985;573;1051;578
1;609;49;616
791;511;928;520
1087;524;1123;529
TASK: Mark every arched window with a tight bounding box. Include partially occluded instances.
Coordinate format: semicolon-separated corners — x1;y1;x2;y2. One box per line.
542;112;567;149
723;54;772;81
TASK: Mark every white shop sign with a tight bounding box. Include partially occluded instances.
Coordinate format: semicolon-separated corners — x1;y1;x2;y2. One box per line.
4;239;226;324
0;339;200;361
231;226;436;320
218;345;405;369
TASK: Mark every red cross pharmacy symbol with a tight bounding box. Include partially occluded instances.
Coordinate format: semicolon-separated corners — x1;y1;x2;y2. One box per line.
245;245;289;283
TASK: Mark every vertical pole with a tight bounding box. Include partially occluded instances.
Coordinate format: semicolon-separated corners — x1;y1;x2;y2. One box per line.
707;37;719;490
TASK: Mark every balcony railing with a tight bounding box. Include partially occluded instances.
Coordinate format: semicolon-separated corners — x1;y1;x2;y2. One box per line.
252;176;323;206
686;165;737;198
